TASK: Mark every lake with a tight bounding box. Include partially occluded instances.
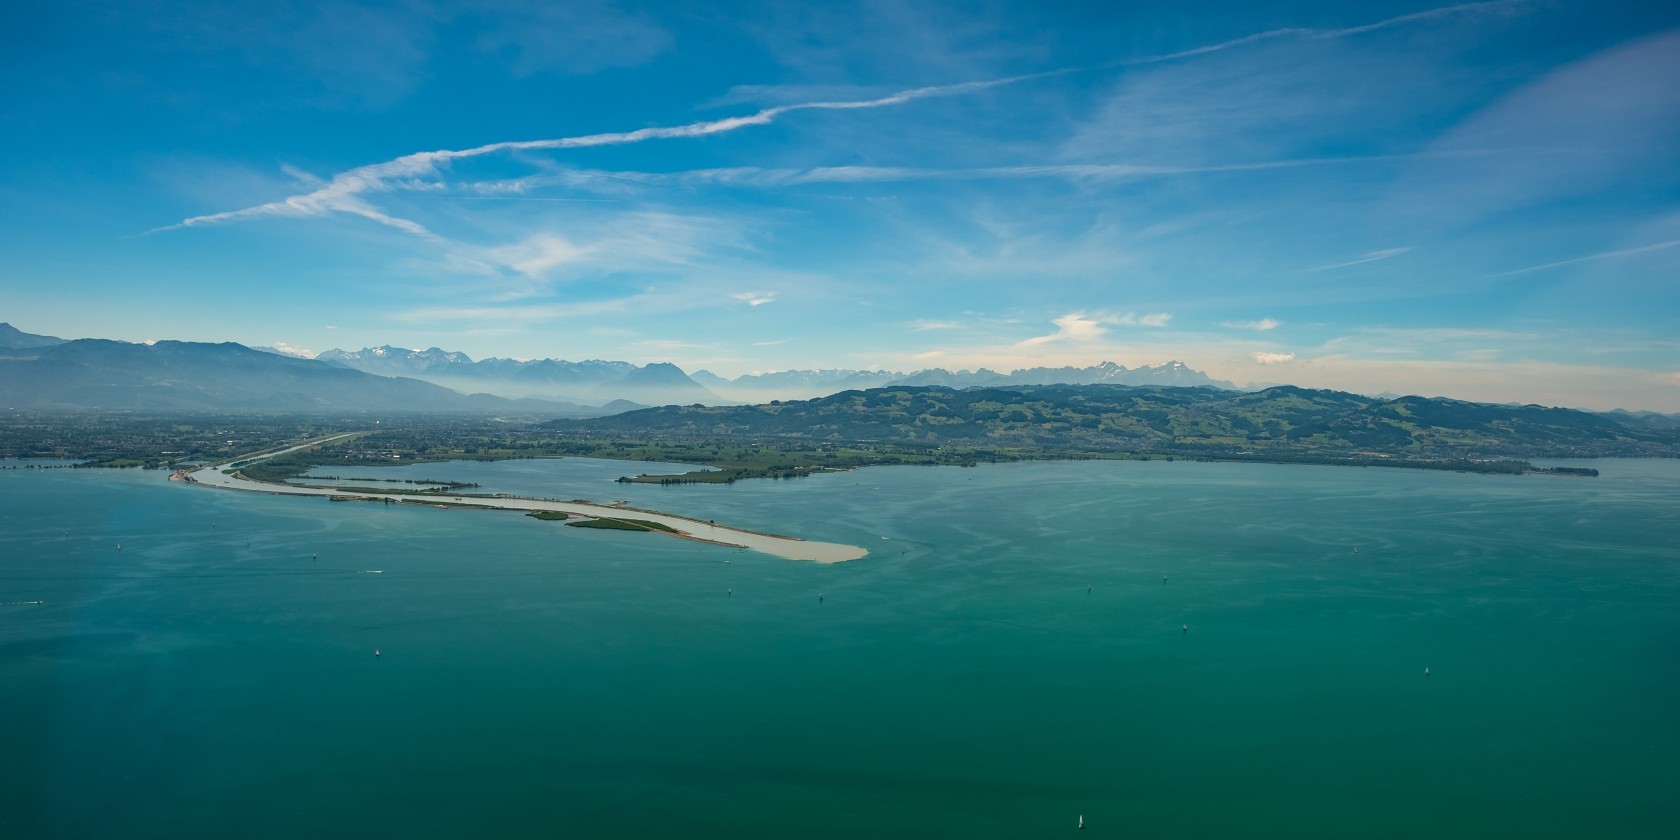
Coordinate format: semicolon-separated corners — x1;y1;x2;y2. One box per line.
3;457;1677;838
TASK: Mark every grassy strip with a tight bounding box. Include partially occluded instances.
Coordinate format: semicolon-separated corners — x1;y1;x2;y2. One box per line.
564;517;678;533
525;510;570;521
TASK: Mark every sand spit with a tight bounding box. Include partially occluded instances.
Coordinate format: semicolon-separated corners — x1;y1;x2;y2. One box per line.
184;435;867;563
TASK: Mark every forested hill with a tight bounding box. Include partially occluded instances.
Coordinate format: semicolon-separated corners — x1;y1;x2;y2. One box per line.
553;384;1680;460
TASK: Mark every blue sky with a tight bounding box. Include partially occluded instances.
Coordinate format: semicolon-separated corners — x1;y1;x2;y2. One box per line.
3;0;1678;410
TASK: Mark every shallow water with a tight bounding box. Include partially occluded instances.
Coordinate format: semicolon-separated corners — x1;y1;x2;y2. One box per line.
3;458;1677;838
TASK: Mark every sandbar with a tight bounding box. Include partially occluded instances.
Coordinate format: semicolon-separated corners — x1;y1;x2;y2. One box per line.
183;434;867;563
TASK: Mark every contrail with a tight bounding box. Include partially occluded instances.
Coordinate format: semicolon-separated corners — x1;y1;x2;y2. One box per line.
1490;239;1680;277
150;71;1060;236
1128;0;1530;65
151;0;1530;239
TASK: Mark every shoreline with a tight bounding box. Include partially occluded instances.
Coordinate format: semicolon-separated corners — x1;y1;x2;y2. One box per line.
183;435;868;564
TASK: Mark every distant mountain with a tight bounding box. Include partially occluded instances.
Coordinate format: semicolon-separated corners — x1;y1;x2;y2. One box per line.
0;322;67;350
0;339;594;414
316;345;721;407
592;361;718;406
890;367;1008;388
315;345;474;375
689;370;732;388
693;360;1235;402
310;344;1236;404
885;361;1237;390
1604;408;1680;430
553;383;1680;460
694;368;903;402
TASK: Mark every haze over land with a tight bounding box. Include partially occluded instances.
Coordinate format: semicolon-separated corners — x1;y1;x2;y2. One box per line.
3;1;1678;410
5;323;1677;472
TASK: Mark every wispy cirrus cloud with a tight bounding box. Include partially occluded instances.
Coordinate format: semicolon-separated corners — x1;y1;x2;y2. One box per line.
731;291;777;306
1314;326;1546;359
1225;318;1282;331
485;232;594;278
461;153;1442;198
1064;3;1536;167
1115;312;1173;327
910;319;960;331
1489;238;1680;277
1390;28;1680;227
155;2;1520;242
1307;248;1412;272
1131;0;1531;65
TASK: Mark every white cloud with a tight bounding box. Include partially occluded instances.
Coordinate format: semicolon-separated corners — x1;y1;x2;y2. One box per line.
1016;314;1096;347
1016;311;1173;347
1116;312;1173;327
270;341;315;358
1251;351;1296;365
1225;318;1281;331
1016;314;1103;347
486;232;593;279
910;319;959;331
731;291;776;306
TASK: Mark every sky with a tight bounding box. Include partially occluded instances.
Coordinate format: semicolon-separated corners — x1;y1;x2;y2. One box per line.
2;0;1678;411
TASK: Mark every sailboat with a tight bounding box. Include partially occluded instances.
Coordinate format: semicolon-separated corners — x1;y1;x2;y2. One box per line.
1078;814;1085;830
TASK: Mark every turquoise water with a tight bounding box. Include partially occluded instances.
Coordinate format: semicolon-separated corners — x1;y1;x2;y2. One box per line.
3;458;1677;838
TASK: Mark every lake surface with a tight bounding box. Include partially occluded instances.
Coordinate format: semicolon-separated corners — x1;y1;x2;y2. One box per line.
4;458;1677;838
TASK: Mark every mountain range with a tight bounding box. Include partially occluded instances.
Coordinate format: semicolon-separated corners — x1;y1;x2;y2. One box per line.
4;322;1251;413
0;338;552;413
310;345;720;408
305;342;1238;404
7;324;1674;455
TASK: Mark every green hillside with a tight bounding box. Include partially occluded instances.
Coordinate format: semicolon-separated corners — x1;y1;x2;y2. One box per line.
554;384;1677;463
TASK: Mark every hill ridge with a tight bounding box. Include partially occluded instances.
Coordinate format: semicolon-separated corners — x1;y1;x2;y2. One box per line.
552;382;1679;460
